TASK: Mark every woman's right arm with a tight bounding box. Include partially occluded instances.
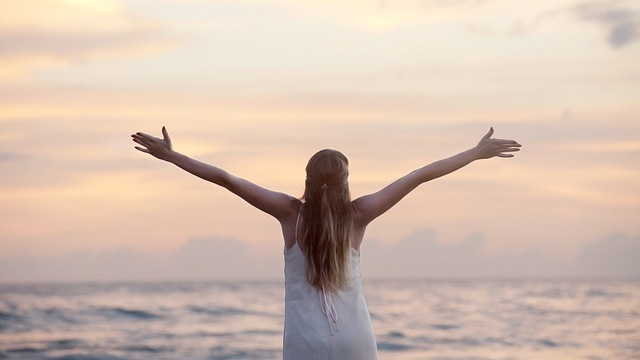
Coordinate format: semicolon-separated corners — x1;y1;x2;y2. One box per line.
351;127;520;226
132;127;295;221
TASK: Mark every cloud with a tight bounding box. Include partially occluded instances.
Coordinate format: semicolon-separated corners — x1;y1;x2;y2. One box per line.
0;152;26;162
573;0;640;48
0;28;165;61
360;230;572;278
573;233;640;276
0;236;282;282
2;232;638;282
361;231;640;278
262;0;493;33
0;0;174;79
550;140;640;153
167;237;282;279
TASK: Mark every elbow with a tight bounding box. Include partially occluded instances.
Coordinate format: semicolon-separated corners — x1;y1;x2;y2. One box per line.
216;171;234;189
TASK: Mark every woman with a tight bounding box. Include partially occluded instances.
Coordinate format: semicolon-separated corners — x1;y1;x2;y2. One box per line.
131;127;520;359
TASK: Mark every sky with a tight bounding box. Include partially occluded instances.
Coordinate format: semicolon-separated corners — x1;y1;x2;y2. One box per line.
1;0;639;281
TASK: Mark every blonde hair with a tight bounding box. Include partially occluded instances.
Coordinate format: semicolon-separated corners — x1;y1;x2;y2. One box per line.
301;149;353;293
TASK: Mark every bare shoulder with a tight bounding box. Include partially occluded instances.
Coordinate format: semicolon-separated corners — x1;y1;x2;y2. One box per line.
281;197;302;223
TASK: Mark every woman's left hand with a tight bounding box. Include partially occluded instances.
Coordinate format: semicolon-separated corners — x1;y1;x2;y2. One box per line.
475;127;521;159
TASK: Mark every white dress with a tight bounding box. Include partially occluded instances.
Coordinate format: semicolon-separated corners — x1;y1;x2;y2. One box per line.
283;210;378;360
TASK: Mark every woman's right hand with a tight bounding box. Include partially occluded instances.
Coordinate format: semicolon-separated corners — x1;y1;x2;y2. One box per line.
475;127;521;159
131;126;174;161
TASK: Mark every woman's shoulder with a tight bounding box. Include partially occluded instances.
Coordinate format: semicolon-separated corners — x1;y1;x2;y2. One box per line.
349;201;368;228
282;198;302;221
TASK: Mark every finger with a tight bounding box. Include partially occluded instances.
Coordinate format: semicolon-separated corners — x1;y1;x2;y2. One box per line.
131;134;146;142
162;126;172;146
482;127;494;140
497;153;514;158
135;132;158;141
493;139;520;146
500;147;521;152
132;137;150;146
135;146;150;154
133;134;158;146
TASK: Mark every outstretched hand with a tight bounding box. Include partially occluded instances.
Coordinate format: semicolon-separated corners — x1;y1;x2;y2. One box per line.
131;126;174;161
475;127;521;159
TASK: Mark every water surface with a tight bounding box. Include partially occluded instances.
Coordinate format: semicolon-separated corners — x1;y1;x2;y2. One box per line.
1;279;638;359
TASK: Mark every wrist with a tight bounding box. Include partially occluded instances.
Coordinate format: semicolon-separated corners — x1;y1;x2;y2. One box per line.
164;150;180;164
468;146;482;161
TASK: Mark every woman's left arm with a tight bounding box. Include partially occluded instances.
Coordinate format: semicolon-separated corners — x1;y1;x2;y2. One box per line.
351;127;521;226
132;127;295;220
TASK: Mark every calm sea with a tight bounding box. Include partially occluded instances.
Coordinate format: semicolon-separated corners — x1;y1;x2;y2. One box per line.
1;279;638;360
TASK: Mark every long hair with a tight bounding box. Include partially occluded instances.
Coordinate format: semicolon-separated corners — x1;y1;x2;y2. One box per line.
301;149;353;293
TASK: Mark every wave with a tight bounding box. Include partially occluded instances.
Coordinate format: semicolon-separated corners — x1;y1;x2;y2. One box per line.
412;335;482;347
585;288;628;298
100;307;162;320
0;310;23;331
193;330;234;337
206;345;279;360
45;355;126;360
188;305;248;316
118;345;167;353
7;347;43;354
537;338;559;348
430;323;460;331
46;339;84;350
241;329;281;335
386;330;405;338
376;342;414;351
0;310;20;320
187;305;278;319
43;308;79;324
378;331;413;352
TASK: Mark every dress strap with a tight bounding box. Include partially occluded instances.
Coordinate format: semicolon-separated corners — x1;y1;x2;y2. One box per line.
294;203;301;245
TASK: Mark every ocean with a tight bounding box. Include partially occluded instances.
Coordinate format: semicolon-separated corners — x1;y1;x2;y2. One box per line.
0;279;638;360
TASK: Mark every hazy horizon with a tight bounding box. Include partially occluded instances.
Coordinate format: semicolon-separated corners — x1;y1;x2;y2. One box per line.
2;230;638;283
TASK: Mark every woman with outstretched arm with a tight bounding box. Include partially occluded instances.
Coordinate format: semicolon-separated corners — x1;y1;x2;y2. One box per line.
131;127;520;359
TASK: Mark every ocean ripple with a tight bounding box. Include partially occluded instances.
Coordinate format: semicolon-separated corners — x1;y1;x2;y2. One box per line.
100;307;162;320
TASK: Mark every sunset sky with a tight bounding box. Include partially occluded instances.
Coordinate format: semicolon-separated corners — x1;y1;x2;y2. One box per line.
1;0;639;280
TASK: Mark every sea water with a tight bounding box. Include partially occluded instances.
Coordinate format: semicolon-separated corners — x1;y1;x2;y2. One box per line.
1;279;638;360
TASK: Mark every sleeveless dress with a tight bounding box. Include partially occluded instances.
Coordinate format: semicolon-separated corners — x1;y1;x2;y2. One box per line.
283;208;378;360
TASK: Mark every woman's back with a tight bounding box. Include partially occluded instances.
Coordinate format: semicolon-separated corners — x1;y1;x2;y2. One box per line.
283;203;378;359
